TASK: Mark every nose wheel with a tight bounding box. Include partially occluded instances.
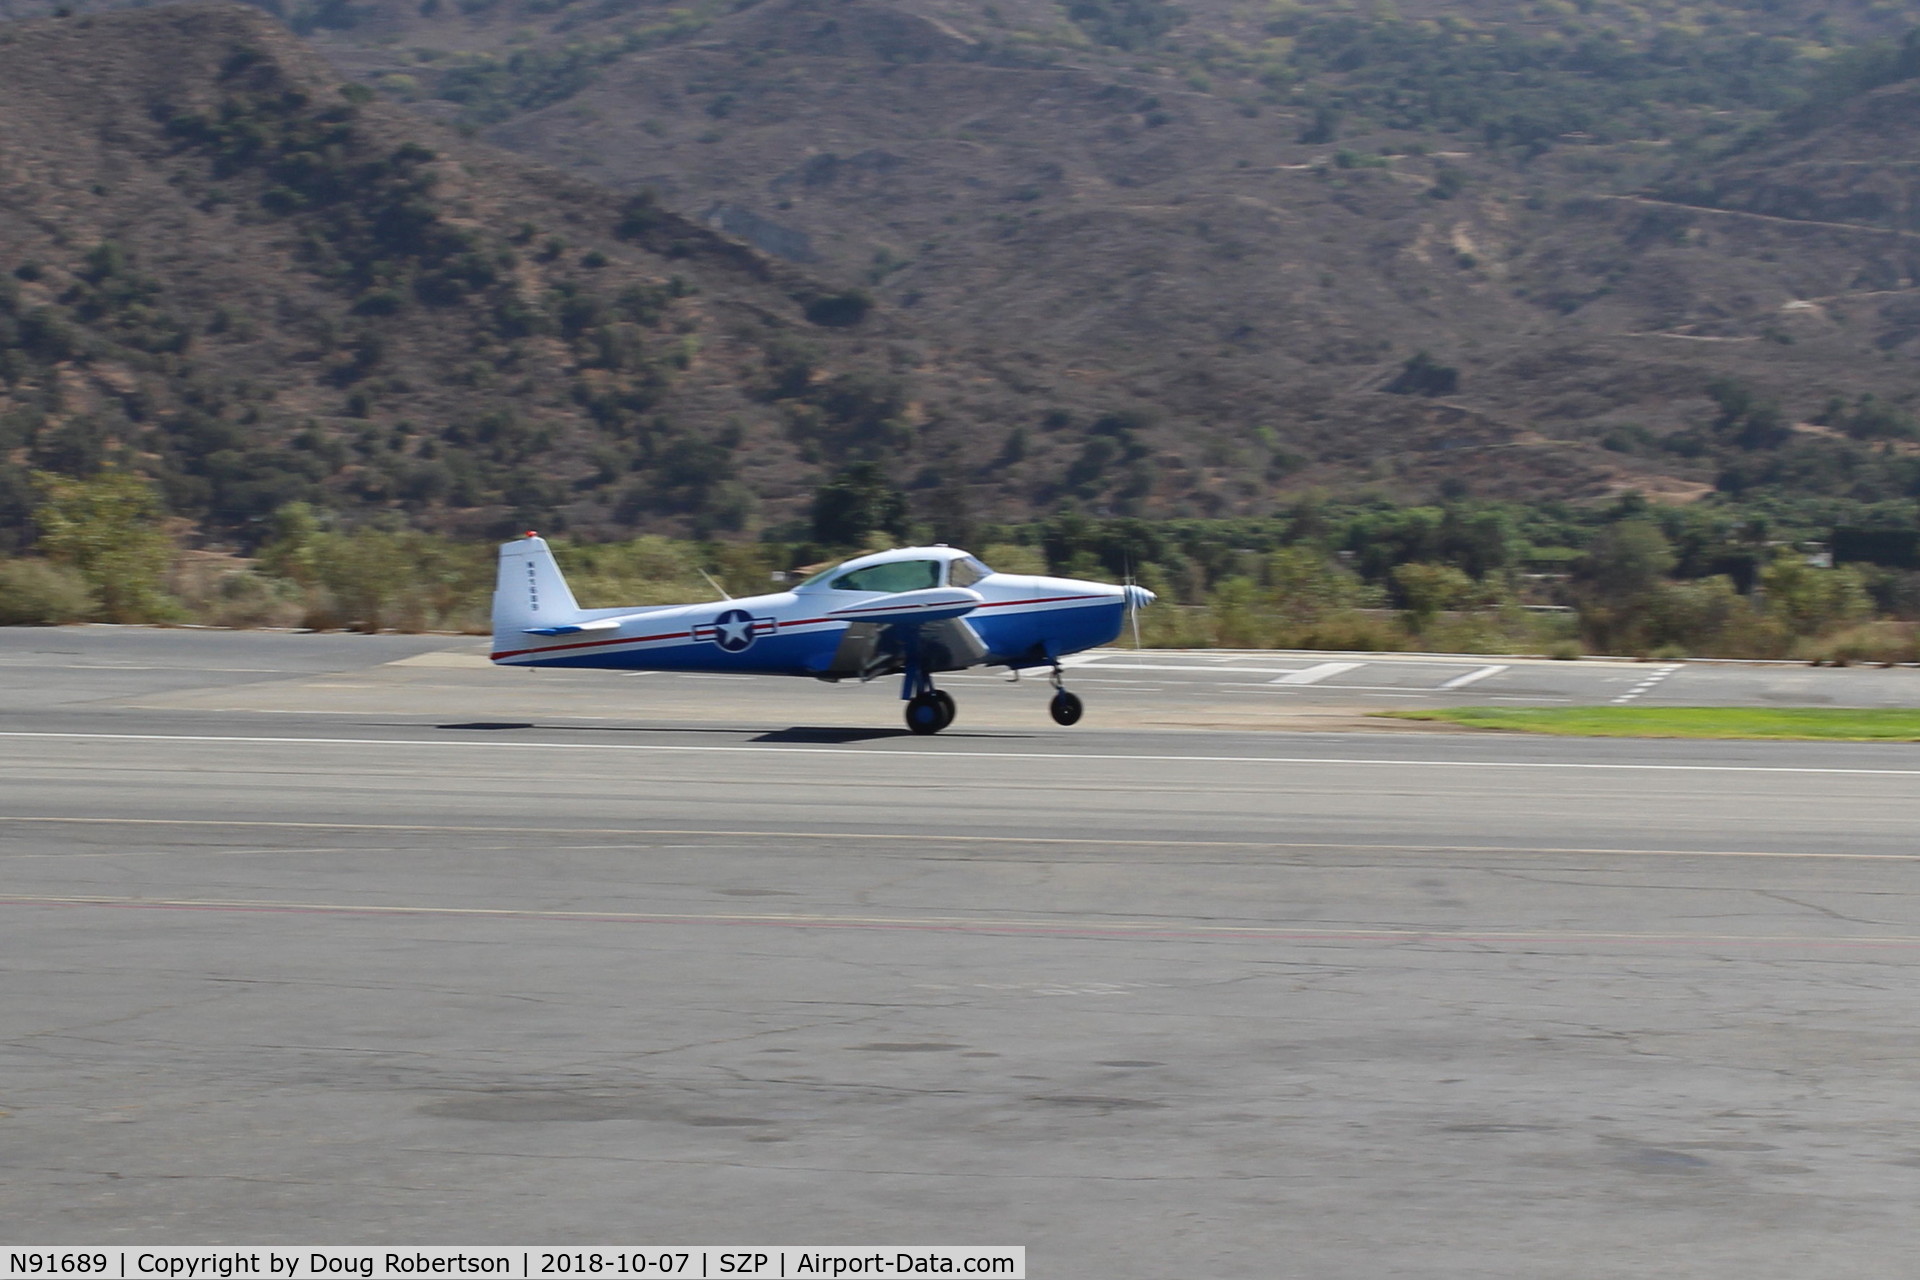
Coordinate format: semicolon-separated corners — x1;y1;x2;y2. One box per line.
1046;662;1084;726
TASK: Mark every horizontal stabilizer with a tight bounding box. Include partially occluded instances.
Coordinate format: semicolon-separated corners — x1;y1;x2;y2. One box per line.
522;610;667;636
826;587;983;625
523;618;621;636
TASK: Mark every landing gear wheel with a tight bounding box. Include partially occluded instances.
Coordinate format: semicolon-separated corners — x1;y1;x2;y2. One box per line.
1049;689;1084;726
930;689;956;730
906;692;948;735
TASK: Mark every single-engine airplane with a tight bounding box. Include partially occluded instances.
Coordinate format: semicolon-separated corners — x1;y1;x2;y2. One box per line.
489;535;1155;733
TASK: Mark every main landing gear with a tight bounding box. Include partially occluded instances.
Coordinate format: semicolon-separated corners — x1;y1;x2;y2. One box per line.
902;655;956;735
905;687;956;735
899;658;1085;735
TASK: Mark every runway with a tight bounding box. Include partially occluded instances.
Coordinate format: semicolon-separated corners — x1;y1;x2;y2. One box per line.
4;629;1920;1274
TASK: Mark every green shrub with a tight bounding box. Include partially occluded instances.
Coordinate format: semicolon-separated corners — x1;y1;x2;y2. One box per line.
31;471;180;623
1279;609;1410;653
1797;622;1920;667
979;544;1047;575
0;557;97;624
170;556;308;629
553;534;711;606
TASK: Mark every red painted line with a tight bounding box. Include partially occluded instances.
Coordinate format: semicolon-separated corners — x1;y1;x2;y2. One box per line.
491;628;691;661
977;594;1109;609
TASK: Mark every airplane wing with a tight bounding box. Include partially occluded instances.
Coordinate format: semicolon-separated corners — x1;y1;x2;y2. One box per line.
823;587;984;625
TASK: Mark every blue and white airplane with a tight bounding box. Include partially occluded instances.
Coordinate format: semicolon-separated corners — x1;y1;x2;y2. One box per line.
489;535;1155;733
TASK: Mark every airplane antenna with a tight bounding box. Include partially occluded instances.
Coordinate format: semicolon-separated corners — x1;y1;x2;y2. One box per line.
698;567;734;600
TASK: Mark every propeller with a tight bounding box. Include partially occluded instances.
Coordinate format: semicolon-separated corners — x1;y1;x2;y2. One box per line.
1121;556;1154;649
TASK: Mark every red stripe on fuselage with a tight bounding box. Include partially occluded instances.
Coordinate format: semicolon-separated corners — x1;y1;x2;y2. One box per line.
491;628;692;661
977;594;1109;609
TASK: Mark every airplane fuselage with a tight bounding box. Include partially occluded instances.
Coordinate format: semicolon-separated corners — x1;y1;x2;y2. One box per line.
488;541;1153;732
490;573;1126;675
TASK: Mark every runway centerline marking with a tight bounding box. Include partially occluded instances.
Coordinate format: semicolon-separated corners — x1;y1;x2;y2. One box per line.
0;814;1914;861
3;891;1918;948
3;729;1920;777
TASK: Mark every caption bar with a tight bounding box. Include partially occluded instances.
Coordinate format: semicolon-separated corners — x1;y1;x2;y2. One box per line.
2;1252;1023;1280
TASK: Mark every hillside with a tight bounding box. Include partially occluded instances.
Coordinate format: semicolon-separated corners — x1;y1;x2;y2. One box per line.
0;2;1074;547
3;0;1920;546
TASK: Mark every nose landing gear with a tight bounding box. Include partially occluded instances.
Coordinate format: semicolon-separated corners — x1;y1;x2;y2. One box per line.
1047;662;1083;726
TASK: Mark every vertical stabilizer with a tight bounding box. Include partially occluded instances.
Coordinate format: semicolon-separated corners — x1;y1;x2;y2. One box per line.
492;534;583;641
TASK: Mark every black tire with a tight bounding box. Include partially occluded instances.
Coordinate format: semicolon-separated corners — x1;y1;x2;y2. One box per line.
906;693;946;735
931;689;956;730
1049;690;1084;726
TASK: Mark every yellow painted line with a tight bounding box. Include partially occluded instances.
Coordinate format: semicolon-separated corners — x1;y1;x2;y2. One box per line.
0;813;1915;861
1;892;1915;947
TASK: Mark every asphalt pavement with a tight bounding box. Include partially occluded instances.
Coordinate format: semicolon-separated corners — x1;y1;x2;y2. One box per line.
3;629;1920;1275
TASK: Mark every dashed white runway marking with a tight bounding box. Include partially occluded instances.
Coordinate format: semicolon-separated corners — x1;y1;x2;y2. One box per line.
1611;664;1683;705
1440;665;1510;690
1270;661;1366;685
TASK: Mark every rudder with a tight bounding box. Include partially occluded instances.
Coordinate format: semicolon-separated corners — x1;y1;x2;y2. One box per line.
492;534;583;641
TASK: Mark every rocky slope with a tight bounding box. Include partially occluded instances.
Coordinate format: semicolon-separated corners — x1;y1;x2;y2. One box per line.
3;0;1919;544
0;2;1079;544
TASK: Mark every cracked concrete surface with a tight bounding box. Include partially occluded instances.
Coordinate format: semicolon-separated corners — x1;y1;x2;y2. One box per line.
3;630;1920;1274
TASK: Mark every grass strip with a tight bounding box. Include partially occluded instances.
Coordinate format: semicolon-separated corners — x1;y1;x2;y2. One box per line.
1379;707;1920;740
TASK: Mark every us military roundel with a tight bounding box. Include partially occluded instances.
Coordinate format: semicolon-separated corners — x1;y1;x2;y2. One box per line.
693;608;777;653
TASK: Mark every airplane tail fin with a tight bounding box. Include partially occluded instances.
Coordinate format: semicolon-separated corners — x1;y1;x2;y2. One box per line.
492;534;583;642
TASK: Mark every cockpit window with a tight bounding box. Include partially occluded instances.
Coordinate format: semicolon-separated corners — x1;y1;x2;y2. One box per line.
947;556;991;587
795;562;847;589
828;559;943;593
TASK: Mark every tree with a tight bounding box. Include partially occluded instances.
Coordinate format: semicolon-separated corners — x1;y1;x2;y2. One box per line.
1266;546;1369;625
1206;576;1268;648
802;290;873;328
1579;520;1675;606
1762;554;1871;639
1391;561;1474;632
810;463;907;547
258;501;325;585
1384;351;1459;397
30;471;177;623
1574;519;1676;652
